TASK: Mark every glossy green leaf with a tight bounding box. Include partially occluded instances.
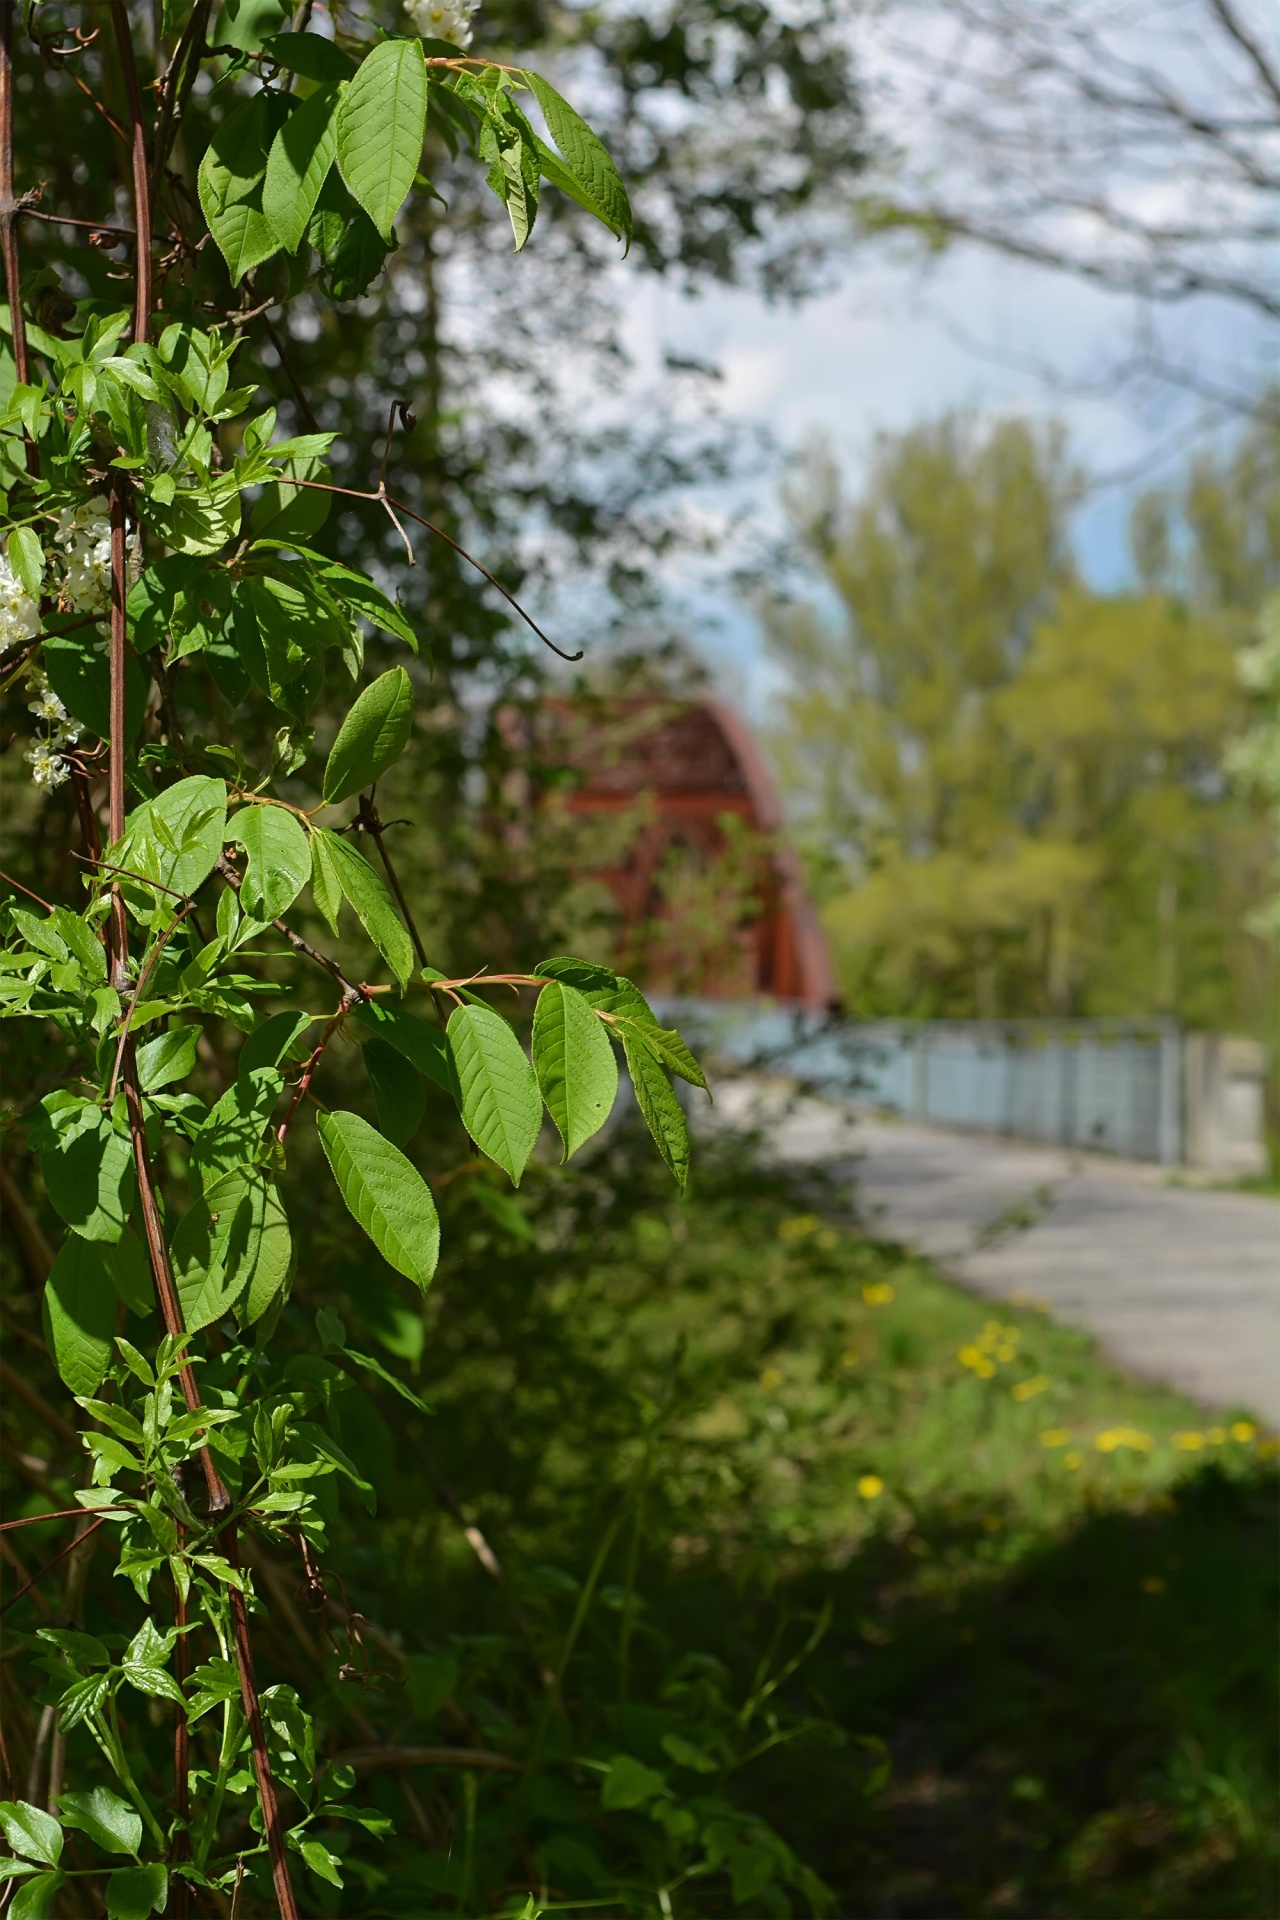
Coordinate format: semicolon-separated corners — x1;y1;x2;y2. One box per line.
531;979;617;1160
42;1238;116;1398
336;38;427;241
620;1030;690;1189
101;1229;153;1316
38;1104;135;1244
322;667;414;803
7;527;42;599
239;1010;313;1077
321;831;414;986
317;1109;439;1289
263;83;340;253
56;1788;141;1858
0;1805;62;1868
104;1865;168;1920
135;1023;199;1092
43;631;146;746
197;92;286;281
189;1068;284;1195
447;1003;541;1185
362;1037;425;1147
600;1754;666;1810
309;828;344;936
232;804;312;920
353;1002;456;1097
524;72;632;246
171;1168;291;1332
10;1872;65;1920
262;31;356;81
115;776;228;900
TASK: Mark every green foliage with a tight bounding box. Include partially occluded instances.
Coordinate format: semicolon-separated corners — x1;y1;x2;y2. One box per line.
767;412;1275;1025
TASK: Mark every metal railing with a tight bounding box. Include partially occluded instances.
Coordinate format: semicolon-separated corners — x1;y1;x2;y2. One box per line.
656;1003;1186;1165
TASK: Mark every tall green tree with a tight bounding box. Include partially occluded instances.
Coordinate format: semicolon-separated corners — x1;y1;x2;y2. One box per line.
765;411;1274;1025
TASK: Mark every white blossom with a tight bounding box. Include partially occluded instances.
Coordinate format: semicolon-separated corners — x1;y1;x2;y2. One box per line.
404;0;478;49
0;554;41;649
25;741;71;790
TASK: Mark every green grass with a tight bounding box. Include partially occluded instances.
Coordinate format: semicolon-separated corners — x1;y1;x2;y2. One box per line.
296;1113;1279;1916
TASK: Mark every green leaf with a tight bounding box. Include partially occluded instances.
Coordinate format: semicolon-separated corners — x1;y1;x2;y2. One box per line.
317;1109;439;1289
104;1865;168;1920
7;527;43;599
232;805;312;920
115;776;227;899
447;1003;541;1186
353;1002;456;1098
531;979;617;1160
10;1872;65;1920
198;92;287;281
336;38;427;240
309;828;344;936
43;631;146;745
102;1229;153;1316
143;480;243;557
0;1805;62;1867
188;1068;283;1195
620;1031;689;1189
322;667;413;803
239;1009;313;1076
37;1103;135;1243
56;1788;141;1858
600;1754;666;1810
262;31;356;81
320;832;414;986
263;83;340;254
170;1168;292;1332
362;1037;425;1147
533;955;618;992
300;1839;344;1888
523;72;632;246
135;1023;200;1092
325;206;392;300
43;1238;116;1398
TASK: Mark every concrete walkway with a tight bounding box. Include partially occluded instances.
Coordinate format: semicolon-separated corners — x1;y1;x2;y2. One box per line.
709;1082;1280;1423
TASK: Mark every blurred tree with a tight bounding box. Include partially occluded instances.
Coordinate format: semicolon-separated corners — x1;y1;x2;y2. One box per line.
765;410;1275;1025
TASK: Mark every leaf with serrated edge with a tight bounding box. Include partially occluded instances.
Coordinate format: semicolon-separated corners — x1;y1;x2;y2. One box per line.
322;667;413;803
317;1110;439;1288
309;829;343;936
336;39;426;241
170;1169;291;1332
523;72;632;246
263;84;340;253
232;804;312;920
321;831;414;986
363;1038;426;1147
532;979;617;1160
621;1031;689;1189
447;1003;541;1185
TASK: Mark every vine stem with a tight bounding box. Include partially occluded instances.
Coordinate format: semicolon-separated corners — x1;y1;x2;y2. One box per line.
100;7;299;1906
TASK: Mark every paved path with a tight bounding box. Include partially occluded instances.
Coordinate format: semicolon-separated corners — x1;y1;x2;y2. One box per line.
709;1082;1280;1423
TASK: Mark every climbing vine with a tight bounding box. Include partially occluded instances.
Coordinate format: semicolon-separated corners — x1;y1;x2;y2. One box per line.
0;5;704;1913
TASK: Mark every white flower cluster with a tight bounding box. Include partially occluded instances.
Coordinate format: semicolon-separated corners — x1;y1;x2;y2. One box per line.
0;553;41;651
404;0;478;49
23;663;80;792
55;500;114;613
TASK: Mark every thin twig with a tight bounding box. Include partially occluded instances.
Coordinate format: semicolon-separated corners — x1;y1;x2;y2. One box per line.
0;1517;106;1619
356;792;429;969
0;868;55;911
106;900;197;1105
106;0;150;341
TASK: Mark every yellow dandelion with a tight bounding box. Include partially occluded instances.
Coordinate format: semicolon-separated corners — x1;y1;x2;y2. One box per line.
858;1474;884;1500
1205;1426;1226;1445
1230;1421;1256;1444
1063;1451;1084;1470
1040;1428;1071;1447
1173;1430;1205;1451
863;1281;895;1306
1095;1427;1153;1453
778;1213;821;1241
759;1367;783;1391
1012;1376;1052;1402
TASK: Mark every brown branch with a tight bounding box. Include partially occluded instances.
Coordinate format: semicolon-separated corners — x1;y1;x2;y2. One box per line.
356;793;428;969
0;1508;95;1532
333;1744;521;1777
0;1516;106;1619
215;853;363;995
276;991;357;1147
0;868;55;911
106;901;197;1105
279;478;584;662
0;1362;79;1451
0;0;36;476
106;0;150;342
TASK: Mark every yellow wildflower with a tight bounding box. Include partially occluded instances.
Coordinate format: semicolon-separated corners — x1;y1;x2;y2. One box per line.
1039;1429;1071;1448
1012;1376;1052;1402
1205;1426;1226;1445
1063;1451;1084;1470
1230;1421;1256;1444
759;1367;783;1391
858;1474;884;1499
816;1229;838;1251
777;1213;821;1241
1173;1430;1205;1451
862;1282;895;1306
841;1347;860;1369
1095;1427;1153;1453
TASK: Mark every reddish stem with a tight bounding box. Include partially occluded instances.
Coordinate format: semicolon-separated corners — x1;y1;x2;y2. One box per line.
106;0;150;342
